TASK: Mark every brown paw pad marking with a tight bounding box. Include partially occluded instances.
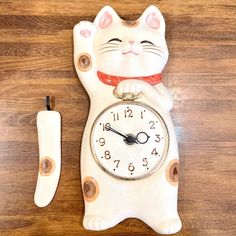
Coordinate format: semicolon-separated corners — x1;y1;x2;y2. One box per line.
83;177;99;202
166;160;179;186
78;53;92;72
122;20;139;27
39;157;55;176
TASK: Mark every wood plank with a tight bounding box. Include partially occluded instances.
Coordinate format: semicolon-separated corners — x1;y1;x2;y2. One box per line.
0;0;235;16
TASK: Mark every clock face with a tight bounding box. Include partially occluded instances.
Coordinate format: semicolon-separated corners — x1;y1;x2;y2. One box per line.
90;102;169;180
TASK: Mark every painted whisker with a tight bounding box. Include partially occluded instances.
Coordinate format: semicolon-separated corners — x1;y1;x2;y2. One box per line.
98;49;120;55
143;48;163;53
142;45;162;49
98;45;119;51
143;50;164;58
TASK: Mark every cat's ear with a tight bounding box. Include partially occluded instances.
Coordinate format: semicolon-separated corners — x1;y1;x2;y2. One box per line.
94;6;120;29
139;5;166;35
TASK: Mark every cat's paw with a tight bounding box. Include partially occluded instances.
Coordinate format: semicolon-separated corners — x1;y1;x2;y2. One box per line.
83;215;111;231
73;21;97;40
115;79;150;97
156;218;182;234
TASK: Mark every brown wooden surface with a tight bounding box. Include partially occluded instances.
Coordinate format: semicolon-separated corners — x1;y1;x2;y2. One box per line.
0;0;235;235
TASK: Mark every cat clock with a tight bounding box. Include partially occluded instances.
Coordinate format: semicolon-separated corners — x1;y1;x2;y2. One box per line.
73;5;182;234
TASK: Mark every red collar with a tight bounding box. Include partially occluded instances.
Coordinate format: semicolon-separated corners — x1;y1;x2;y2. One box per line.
97;71;162;86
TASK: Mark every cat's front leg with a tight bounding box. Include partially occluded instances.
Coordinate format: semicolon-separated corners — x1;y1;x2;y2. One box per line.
115;79;173;111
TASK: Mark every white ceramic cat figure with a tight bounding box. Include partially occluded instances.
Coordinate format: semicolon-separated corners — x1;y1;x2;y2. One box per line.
73;5;182;234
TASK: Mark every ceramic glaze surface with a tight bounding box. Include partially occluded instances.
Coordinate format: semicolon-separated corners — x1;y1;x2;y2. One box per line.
73;5;182;234
34;111;61;207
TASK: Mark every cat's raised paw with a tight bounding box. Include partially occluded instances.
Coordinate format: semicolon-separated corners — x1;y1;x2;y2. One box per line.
83;215;111;231
156;218;182;234
73;21;96;39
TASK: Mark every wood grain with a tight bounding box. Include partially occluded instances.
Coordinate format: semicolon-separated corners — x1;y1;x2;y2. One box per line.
0;0;235;235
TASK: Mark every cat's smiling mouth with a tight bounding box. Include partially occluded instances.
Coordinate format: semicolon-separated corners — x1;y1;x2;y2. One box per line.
122;50;139;56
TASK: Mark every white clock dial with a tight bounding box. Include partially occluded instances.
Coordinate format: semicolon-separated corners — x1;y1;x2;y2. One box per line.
90;102;169;180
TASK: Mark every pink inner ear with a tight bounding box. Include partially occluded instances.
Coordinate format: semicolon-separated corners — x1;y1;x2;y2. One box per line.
146;12;160;29
80;29;91;38
99;11;113;29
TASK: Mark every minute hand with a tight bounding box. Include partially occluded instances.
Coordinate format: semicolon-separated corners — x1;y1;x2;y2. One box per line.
105;125;128;139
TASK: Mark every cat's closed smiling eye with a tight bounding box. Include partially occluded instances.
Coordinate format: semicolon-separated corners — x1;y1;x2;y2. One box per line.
107;38;122;43
140;40;155;45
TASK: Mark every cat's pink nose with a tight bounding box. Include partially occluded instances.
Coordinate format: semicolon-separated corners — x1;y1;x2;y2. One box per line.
129;40;135;45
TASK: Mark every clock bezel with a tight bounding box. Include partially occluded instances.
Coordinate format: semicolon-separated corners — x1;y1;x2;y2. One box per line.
90;101;170;181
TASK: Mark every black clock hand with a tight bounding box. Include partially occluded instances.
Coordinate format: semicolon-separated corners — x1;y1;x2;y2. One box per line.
105;124;138;144
105;124;127;139
135;131;150;144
